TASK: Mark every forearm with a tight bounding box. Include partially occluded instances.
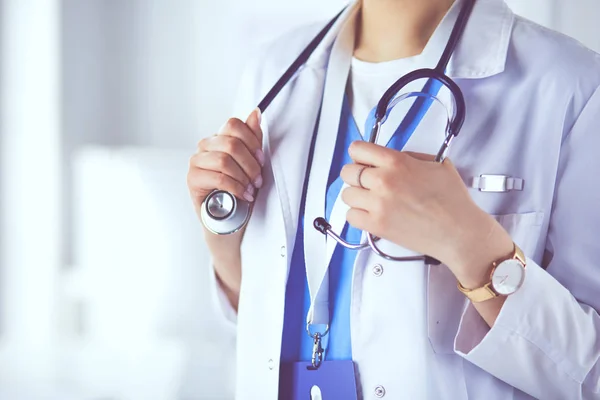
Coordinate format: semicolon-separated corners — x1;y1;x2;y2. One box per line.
204;227;243;311
444;209;514;327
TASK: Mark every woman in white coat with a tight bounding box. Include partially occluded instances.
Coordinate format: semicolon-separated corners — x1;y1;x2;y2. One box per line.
187;0;600;398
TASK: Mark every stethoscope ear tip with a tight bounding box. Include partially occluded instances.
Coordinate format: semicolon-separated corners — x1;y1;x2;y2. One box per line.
313;217;331;235
425;256;442;266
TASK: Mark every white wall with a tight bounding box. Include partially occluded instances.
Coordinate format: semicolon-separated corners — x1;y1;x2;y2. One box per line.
61;0;599;150
61;0;348;150
507;0;600;52
505;0;556;26
555;0;600;52
0;0;61;393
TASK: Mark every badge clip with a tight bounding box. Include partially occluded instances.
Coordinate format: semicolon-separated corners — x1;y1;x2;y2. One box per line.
471;174;524;193
309;332;324;370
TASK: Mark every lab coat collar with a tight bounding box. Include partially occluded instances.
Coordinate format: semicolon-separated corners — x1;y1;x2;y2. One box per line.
303;2;362;70
307;0;515;80
445;0;515;79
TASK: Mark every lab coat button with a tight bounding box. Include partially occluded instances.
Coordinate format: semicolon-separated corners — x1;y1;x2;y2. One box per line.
280;246;286;257
374;385;386;398
268;359;275;370
372;264;383;277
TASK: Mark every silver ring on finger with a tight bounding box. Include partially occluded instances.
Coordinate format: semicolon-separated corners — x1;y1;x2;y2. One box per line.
356;165;368;189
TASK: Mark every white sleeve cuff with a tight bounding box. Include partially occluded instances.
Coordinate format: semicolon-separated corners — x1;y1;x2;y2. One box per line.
453;258;599;398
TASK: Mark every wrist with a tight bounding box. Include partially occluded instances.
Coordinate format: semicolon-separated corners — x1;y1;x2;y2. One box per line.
204;228;243;297
445;211;514;289
215;270;241;311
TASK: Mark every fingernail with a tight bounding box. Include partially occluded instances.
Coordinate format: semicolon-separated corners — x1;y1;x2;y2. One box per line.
255;108;262;125
254;175;263;189
246;184;254;195
255;149;265;166
243;192;255;202
348;141;357;153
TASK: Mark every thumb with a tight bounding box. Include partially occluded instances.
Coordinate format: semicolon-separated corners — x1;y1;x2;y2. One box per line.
245;108;263;145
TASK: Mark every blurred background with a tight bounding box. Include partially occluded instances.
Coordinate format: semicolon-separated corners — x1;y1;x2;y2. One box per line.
0;0;598;399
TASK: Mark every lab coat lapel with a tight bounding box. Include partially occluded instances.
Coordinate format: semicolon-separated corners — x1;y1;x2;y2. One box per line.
265;2;360;265
265;68;326;256
304;9;356;315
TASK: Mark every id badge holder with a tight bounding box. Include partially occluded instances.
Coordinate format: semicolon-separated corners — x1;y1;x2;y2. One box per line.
279;333;359;400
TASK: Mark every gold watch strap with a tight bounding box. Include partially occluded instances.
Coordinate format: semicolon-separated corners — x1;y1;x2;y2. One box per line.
458;282;498;303
513;244;526;265
457;243;525;303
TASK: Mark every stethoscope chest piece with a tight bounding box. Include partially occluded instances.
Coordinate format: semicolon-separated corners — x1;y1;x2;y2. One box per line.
200;190;251;235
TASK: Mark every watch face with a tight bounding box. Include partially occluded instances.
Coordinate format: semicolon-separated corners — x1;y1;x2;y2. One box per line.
492;260;525;295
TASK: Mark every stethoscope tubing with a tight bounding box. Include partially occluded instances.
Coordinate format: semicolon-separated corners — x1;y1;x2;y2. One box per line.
203;0;477;266
257;7;348;113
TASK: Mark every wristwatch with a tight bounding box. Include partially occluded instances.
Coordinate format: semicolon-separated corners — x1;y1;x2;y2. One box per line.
457;243;527;303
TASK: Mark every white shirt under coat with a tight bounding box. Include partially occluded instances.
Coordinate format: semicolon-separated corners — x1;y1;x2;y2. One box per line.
205;0;600;399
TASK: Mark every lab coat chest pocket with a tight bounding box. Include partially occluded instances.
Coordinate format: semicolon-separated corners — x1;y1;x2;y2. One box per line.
492;211;546;261
427;211;545;354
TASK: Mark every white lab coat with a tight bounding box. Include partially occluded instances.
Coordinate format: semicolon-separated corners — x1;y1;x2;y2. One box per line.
206;0;600;399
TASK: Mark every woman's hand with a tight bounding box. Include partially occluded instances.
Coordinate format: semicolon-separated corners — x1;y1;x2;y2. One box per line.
340;141;513;288
188;108;264;213
186;108;264;310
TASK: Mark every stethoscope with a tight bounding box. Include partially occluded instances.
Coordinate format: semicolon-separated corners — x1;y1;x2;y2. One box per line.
201;0;476;265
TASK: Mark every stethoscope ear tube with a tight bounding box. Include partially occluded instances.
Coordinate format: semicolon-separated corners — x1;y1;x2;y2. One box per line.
200;8;347;236
374;68;466;142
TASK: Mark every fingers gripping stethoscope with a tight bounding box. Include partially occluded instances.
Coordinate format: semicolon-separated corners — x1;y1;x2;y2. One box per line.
201;0;476;264
313;72;466;265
